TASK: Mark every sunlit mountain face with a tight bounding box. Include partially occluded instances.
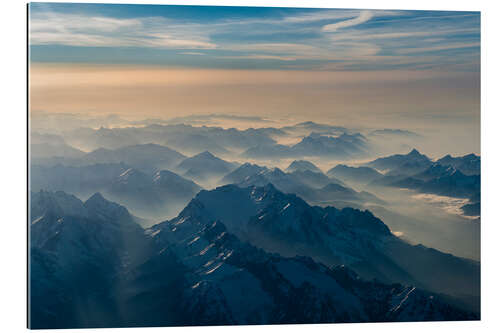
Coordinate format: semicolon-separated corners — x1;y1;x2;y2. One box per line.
28;2;480;329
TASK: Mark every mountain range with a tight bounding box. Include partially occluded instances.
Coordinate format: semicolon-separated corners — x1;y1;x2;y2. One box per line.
242;132;369;159
362;151;481;212
280;121;349;136
62;123;277;155
28;117;481;329
29;189;478;328
327;164;384;184
30;163;202;222
222;164;380;206
364;149;433;176
436;153;480;176
172;184;479;309
175;151;239;186
32;143;186;174
389;165;480;201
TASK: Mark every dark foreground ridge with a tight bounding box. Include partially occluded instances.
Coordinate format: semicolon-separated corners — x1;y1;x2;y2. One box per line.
29;188;479;328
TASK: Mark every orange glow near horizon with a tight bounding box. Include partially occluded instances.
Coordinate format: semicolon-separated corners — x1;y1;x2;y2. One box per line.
29;63;479;131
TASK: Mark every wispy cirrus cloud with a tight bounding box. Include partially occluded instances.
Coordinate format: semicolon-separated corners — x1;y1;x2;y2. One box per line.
218;54;298;61
396;42;480;54
180;52;206;56
322;11;374;32
30;13;217;49
29;4;480;71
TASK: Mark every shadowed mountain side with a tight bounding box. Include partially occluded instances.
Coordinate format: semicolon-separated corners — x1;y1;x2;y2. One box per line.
436;153;480;176
31;143;186;174
29;190;476;328
219;162;269;185
29;191;155;329
327;165;384;185
31;142;86;160
30;163;130;197
175;151;239;187
242;132;369;159
30;164;202;223
370;164;480;202
286;160;323;173
234;167;381;206
364;149;432;176
106;169;203;222
175;184;479;312
63;124;277;155
139;219;475;326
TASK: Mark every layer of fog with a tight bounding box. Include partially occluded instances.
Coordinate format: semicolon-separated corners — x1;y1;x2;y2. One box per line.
363;186;480;261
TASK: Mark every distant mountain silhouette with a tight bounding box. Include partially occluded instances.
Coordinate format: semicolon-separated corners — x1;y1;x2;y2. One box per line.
242;133;368;159
437;153;480;175
32;143;186;174
364;149;432;176
286;160;323;173
30;163;202;222
176;151;239;184
327;164;384;184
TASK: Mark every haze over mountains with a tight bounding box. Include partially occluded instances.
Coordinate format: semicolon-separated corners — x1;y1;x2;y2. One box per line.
30;188;477;328
29;114;481;328
30;118;426;160
31;162;202;223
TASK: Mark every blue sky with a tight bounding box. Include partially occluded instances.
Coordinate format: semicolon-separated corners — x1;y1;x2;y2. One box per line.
29;3;480;71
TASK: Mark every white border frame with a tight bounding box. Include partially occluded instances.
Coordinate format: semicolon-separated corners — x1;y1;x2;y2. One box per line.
2;0;499;332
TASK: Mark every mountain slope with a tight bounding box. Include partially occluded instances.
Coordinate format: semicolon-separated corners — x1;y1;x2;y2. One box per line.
29;190;478;328
32;143;187;174
286;160;322;173
29;191;154;329
364;149;432;175
238;168;381;206
179;184;479;312
176;151;238;184
327;164;384;184
30;164;202;221
376;164;480;201
30;163;129;197
64;123;276;155
241;133;369;159
219;162;268;185
31;143;86;160
436;153;480;176
83;143;186;173
292;132;368;158
106;168;202;220
140;204;475;325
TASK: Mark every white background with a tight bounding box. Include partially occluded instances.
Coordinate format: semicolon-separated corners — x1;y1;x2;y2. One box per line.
1;0;498;332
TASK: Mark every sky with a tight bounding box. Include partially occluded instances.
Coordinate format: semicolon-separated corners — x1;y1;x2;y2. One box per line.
29;3;480;70
28;3;480;154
